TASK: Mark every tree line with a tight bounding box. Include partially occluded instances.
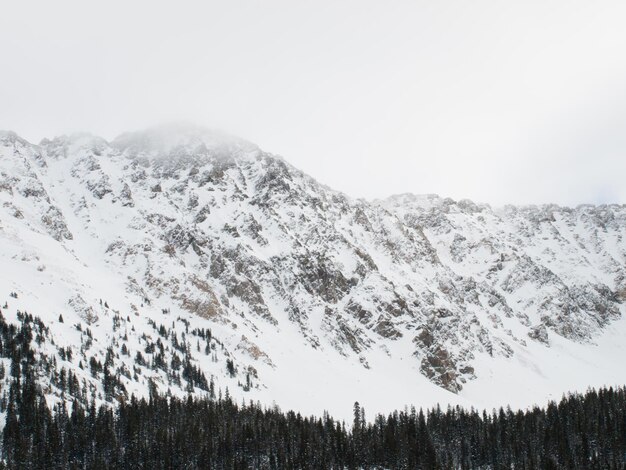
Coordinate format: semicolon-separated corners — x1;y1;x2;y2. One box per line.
1;311;626;468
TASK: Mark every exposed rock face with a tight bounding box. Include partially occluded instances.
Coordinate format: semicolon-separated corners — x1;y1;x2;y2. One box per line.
41;205;73;241
0;126;624;395
68;294;98;325
237;335;274;367
528;324;550;345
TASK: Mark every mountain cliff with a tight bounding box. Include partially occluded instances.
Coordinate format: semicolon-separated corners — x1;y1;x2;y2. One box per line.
1;125;625;419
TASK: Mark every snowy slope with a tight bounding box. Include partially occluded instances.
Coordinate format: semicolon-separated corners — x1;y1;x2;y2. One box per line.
0;125;625;421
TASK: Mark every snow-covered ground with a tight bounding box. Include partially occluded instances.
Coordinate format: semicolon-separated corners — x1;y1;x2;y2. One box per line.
1;125;625;423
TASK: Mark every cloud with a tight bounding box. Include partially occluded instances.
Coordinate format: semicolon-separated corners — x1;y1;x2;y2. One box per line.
1;0;625;205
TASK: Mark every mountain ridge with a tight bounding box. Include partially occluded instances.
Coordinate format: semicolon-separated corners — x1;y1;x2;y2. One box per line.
1;125;625;420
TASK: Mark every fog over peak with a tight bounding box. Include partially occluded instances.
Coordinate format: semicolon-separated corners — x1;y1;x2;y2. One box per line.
110;123;258;155
2;1;626;205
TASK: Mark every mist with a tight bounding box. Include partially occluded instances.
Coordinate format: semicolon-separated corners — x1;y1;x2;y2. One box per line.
2;0;626;205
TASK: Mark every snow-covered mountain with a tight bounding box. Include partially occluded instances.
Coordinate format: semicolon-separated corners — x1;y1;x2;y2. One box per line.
1;124;625;420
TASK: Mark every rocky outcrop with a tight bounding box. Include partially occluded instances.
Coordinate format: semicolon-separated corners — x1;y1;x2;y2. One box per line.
1;126;624;396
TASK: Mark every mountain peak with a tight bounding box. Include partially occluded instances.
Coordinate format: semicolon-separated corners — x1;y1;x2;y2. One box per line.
1;125;625;420
0;130;32;147
111;123;258;156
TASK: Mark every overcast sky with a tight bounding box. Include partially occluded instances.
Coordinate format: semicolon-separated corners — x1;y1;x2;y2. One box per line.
2;1;626;205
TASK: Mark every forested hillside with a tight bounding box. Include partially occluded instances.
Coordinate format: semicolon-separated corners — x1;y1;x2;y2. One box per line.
1;310;625;469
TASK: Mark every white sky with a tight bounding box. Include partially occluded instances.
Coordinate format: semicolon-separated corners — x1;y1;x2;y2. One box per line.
1;0;626;205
